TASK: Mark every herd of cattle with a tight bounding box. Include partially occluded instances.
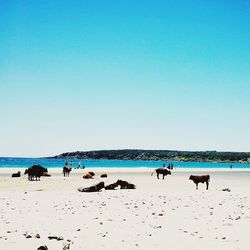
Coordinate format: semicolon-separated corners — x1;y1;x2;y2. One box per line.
11;165;210;190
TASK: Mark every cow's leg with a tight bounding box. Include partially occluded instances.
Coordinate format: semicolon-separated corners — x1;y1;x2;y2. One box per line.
206;181;209;190
157;173;159;179
163;174;164;179
196;183;198;190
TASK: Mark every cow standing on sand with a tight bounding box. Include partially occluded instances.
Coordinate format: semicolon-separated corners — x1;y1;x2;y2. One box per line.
189;175;210;190
24;165;48;181
63;167;72;177
151;168;171;179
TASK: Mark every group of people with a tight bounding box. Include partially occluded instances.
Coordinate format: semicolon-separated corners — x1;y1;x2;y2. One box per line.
162;163;174;170
64;161;85;169
62;161;86;177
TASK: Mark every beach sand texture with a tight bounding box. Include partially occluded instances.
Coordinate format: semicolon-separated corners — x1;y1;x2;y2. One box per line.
0;168;250;250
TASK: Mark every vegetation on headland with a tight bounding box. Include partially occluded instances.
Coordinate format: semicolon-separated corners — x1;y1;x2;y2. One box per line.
49;149;250;163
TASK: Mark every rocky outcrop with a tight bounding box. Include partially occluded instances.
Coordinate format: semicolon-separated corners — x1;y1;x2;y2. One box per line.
48;149;250;163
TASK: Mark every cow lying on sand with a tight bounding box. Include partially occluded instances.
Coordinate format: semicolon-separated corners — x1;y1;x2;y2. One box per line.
12;171;21;178
78;182;105;192
105;182;119;190
105;180;136;190
83;171;95;179
78;179;136;192
116;179;136;189
151;168;171;179
189;175;210;190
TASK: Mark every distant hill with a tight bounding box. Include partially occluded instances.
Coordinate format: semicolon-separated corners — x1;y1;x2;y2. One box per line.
48;149;250;163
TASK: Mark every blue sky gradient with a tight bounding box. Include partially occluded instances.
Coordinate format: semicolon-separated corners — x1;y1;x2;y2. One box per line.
1;0;250;156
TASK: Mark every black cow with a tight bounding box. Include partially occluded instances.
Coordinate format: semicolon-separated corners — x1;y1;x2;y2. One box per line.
116;179;136;189
78;182;105;192
105;182;119;190
12;171;21;178
24;165;48;181
151;168;171;179
189;175;210;190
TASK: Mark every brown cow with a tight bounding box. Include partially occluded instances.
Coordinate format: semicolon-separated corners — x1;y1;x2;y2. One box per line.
189;175;210;190
83;171;95;179
83;173;93;179
151;168;171;179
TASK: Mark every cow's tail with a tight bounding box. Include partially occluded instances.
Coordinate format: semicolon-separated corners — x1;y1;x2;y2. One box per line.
151;170;155;176
208;175;210;182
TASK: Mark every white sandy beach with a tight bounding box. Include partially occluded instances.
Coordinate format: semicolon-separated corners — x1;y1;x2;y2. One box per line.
0;168;250;250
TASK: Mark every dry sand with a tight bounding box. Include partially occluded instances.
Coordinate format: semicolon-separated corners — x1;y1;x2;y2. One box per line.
0;168;250;250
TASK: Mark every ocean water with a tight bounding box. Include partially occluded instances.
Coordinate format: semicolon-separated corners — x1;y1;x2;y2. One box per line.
0;157;249;169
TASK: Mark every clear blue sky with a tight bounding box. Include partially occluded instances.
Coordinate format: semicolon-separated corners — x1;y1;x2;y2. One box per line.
1;0;250;157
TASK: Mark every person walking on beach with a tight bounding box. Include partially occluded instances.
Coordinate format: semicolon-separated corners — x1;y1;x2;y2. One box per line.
70;161;73;168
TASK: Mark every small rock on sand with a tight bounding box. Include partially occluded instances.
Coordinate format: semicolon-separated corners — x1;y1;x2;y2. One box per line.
222;188;231;192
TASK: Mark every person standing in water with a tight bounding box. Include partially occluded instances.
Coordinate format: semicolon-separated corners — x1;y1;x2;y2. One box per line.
78;162;81;169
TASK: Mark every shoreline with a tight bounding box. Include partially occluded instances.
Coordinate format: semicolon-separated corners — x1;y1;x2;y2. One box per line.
1;167;250;173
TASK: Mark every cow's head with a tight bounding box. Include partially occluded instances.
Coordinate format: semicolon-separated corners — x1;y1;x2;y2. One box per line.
168;170;171;175
24;169;28;175
189;175;194;180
